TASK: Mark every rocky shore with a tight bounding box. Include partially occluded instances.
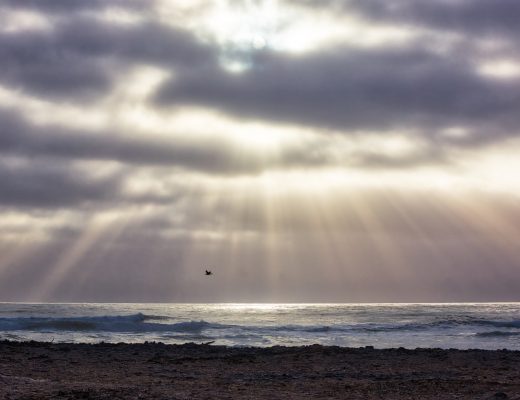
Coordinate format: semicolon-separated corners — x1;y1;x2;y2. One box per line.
1;341;520;399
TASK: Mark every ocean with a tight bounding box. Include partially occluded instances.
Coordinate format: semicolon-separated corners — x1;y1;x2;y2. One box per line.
1;303;519;350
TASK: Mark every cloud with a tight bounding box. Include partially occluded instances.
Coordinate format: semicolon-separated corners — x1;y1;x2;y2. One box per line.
155;46;520;143
0;12;216;100
0;29;113;100
346;0;520;37
0;109;302;174
0;106;456;181
1;0;147;14
54;16;216;67
0;160;120;208
3;0;519;149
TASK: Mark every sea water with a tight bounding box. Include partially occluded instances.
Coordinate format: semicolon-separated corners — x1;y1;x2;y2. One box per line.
1;303;520;349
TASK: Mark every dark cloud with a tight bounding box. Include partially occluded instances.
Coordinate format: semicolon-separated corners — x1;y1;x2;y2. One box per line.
347;0;520;37
0;112;122;210
293;0;520;37
0;30;113;100
54;17;216;68
0;0;147;13
155;46;520;140
0;160;120;208
4;108;439;175
0;109;272;174
0;14;216;100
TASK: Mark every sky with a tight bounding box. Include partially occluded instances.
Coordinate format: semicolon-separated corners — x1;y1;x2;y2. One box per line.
1;0;520;302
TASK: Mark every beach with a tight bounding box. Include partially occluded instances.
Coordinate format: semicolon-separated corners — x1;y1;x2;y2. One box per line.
1;341;520;399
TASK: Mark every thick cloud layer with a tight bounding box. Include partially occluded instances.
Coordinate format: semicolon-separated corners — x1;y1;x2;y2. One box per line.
0;15;215;100
0;161;119;208
2;0;146;13
348;0;520;37
1;0;519;301
156;47;520;137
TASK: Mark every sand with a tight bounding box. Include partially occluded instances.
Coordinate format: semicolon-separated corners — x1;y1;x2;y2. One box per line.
1;341;520;399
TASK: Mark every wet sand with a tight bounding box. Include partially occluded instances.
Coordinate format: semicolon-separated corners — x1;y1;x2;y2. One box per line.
1;341;520;399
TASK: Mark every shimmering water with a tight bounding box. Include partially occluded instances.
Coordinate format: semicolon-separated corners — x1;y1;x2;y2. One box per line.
1;303;520;349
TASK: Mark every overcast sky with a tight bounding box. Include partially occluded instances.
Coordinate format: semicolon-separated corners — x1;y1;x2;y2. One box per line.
1;0;520;302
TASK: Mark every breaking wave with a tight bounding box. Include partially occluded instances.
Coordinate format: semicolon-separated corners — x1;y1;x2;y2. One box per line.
2;307;520;350
0;313;227;333
2;313;520;336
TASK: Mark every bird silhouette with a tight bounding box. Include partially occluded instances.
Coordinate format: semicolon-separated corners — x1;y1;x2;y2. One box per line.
205;270;213;276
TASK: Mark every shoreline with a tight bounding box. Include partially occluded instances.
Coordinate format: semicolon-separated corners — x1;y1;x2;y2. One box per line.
2;341;520;399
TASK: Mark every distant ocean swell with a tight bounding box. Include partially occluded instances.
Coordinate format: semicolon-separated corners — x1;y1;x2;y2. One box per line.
1;313;520;336
475;331;520;337
0;314;221;333
355;318;520;332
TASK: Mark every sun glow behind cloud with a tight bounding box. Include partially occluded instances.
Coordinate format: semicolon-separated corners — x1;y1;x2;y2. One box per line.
157;0;416;73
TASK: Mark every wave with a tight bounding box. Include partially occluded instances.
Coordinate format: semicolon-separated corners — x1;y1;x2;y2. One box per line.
476;331;520;337
268;325;332;333
475;320;520;329
0;313;228;334
347;318;520;333
1;313;520;337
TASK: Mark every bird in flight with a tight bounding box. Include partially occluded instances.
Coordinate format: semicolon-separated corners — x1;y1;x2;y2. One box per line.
205;270;213;276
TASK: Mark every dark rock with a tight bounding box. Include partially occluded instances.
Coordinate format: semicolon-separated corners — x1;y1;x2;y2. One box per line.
487;392;509;400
